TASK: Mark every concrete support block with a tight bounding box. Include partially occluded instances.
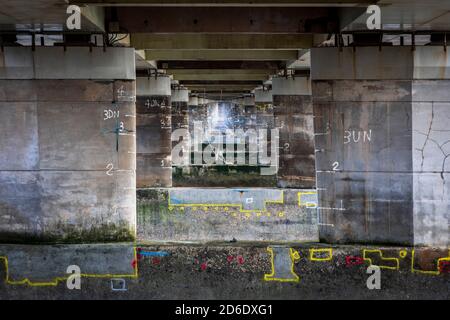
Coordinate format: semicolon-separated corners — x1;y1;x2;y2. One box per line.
137;76;171;96
272;77;311;95
136;77;172;188
272;76;315;189
0;79;136;242
311;46;450;81
243;95;255;106
311;46;450;247
171;88;189;103
255;88;273;103
0;47;135;80
189;96;198;107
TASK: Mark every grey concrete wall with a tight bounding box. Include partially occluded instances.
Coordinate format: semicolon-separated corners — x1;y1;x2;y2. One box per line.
0;47;136;243
312;79;414;245
412;80;450;247
137;188;318;242
311;46;450;247
136;77;172;188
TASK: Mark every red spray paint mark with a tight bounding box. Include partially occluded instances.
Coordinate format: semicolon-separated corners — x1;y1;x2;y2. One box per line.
200;262;208;271
439;261;450;273
227;255;234;263
152;257;161;265
131;259;137;269
237;255;245;265
345;256;364;267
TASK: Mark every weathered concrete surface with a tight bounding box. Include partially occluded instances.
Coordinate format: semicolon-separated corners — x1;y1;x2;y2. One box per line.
0;244;448;300
0;80;136;243
171;89;190;182
273;94;316;189
137;188;318;243
311;47;450;247
136;76;172;188
0;47;135;80
313;81;414;245
412;81;450;247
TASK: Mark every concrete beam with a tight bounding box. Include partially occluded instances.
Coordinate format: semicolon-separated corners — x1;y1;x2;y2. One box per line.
168;69;272;81
158;60;282;70
81;5;106;32
145;50;299;61
108;7;338;33
71;0;373;6
132;34;313;50
185;85;258;92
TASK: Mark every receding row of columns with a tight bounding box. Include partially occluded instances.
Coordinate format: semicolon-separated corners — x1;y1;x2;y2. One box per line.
0;45;448;247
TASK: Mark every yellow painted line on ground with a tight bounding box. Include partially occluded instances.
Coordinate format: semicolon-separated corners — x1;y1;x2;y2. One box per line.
411;249;450;275
309;248;333;262
0;248;139;287
263;247;300;283
363;249;399;270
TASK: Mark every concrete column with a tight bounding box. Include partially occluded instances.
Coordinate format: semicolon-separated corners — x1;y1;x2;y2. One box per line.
171;88;190;181
311;46;450;247
254;88;274;131
171;88;190;132
136;76;172;188
0;47;136;242
243;94;257;130
272;76;315;189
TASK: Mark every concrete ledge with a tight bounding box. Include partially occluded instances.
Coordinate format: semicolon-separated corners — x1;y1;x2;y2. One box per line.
137;188;319;243
255;89;273;103
188;96;199;106
0;47;135;80
311;46;450;80
171;88;189;103
272;77;311;95
136;76;171;96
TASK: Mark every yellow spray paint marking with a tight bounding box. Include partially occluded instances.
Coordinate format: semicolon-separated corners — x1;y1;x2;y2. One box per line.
309;248;333;262
399;250;408;258
411;249;450;275
363;249;399;270
297;192;318;208
0;248;139;287
168;190;284;213
264;247;300;283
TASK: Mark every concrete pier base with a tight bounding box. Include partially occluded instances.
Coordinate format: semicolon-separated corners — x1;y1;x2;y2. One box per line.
311;46;450;247
136;76;172;188
272;77;315;188
0;47;137;242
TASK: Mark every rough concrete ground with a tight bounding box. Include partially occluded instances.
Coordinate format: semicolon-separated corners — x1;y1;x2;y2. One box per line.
0;243;448;300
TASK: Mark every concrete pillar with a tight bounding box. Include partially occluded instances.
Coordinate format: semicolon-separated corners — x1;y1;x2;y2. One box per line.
243;94;257;130
254;88;274;131
272;76;315;188
136;76;172;188
171;88;189;132
311;46;450;247
171;88;190;179
0;47;136;242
